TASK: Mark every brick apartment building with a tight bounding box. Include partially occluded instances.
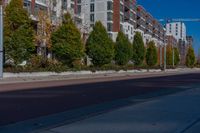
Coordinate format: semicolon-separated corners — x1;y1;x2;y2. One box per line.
79;0;166;47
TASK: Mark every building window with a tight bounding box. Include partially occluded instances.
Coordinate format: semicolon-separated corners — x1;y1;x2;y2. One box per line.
107;12;113;21
120;14;124;22
131;27;133;34
77;5;81;14
77;0;81;4
90;14;94;22
107;23;113;32
90;3;94;12
120;3;123;13
107;1;113;10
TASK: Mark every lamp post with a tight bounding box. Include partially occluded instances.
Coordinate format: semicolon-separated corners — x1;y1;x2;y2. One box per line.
164;43;166;71
0;5;3;78
172;45;174;67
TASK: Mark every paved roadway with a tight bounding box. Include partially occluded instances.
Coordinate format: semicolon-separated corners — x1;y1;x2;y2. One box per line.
0;72;200;133
36;82;200;133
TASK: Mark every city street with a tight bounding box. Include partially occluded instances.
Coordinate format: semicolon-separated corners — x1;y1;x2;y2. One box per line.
0;72;200;133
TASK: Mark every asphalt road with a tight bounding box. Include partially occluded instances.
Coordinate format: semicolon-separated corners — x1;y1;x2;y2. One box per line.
0;72;200;128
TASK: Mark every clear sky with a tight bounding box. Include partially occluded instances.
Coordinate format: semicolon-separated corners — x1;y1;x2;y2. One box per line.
138;0;200;54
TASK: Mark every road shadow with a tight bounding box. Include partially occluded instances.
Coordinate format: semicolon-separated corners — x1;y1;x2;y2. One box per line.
0;73;200;133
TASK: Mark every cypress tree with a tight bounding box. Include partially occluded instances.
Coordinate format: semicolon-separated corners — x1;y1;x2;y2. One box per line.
115;31;132;66
132;32;145;66
86;21;114;66
186;46;196;68
174;47;180;66
166;45;173;66
146;41;158;67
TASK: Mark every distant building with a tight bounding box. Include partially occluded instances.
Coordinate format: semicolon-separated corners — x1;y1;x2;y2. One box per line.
166;22;187;42
186;36;193;46
166;22;189;65
166;35;178;47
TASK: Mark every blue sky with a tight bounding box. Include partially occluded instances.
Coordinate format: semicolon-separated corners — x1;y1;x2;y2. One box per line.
138;0;200;54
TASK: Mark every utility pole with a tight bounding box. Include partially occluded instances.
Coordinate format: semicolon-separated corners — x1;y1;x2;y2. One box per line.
160;45;162;67
164;44;166;71
0;5;3;78
172;45;174;67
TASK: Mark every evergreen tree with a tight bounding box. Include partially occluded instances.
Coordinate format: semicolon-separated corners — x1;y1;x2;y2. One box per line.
146;41;158;67
174;47;180;66
51;13;84;67
115;31;132;66
86;21;114;66
186;46;196;68
166;45;173;66
4;0;35;65
132;32;145;66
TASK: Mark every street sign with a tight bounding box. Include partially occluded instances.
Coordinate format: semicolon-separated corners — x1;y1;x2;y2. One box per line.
0;5;3;78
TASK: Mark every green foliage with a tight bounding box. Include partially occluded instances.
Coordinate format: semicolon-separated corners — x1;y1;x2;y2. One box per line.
4;0;35;65
166;45;173;66
86;21;114;66
146;41;158;67
115;31;132;65
51;12;84;67
174;47;180;66
132;32;145;66
186;46;196;68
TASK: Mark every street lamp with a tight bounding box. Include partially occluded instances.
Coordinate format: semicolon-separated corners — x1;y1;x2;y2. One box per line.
0;5;3;78
172;45;175;67
164;43;166;71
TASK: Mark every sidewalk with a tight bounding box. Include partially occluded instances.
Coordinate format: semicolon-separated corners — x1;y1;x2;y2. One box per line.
34;85;200;133
0;68;199;85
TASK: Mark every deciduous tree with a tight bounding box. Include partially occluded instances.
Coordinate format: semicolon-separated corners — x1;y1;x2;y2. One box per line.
51;13;84;67
4;0;35;65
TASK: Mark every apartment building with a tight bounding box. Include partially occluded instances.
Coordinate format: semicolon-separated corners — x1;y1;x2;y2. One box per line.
166;22;189;65
77;0;166;45
166;22;187;42
186;36;193;46
79;0;136;41
135;5;165;46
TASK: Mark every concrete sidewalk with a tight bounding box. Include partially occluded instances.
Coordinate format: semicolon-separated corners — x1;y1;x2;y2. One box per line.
0;68;199;85
34;85;200;133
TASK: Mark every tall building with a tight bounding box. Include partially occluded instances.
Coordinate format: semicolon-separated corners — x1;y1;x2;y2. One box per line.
166;22;187;42
166;22;189;65
186;36;193;46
